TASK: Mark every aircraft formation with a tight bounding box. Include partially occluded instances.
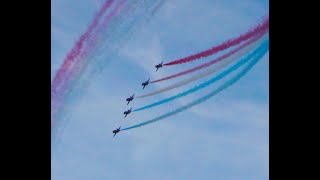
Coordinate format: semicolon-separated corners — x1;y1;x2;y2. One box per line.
49;0;268;140
112;61;164;137
112;17;269;137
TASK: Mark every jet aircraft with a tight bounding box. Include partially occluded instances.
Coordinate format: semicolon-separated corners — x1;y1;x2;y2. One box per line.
155;61;164;71
112;126;121;137
124;108;132;118
142;78;150;89
126;94;135;105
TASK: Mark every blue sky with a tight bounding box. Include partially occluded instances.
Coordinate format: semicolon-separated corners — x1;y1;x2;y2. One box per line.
51;0;269;179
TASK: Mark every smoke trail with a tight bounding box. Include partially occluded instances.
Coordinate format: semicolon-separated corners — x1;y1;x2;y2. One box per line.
51;0;133;115
56;0;127;97
51;0;130;130
163;17;269;66
87;0;115;38
59;0;155;98
133;38;268;112
61;0;165;98
137;34;266;98
58;0;152;100
51;0;117;120
122;43;269;131
61;0;164;99
52;0;164;133
151;28;268;83
51;0;114;94
52;1;165;146
51;0;133;132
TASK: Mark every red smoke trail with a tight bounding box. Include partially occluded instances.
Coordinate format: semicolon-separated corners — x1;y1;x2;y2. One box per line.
56;0;127;97
87;0;115;36
77;0;127;67
51;0;114;95
51;0;115;127
76;0;127;65
151;28;268;83
51;1;127;128
163;17;269;66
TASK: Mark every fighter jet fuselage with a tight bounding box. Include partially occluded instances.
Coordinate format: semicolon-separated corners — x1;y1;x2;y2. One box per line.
155;61;164;71
113;126;121;137
124;108;132;118
142;78;150;89
126;94;135;105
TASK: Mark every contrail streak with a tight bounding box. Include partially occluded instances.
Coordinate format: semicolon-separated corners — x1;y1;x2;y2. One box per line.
133;38;269;112
122;41;269;131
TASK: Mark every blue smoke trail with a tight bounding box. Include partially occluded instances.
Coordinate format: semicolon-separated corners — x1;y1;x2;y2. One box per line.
122;42;269;131
133;38;269;112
